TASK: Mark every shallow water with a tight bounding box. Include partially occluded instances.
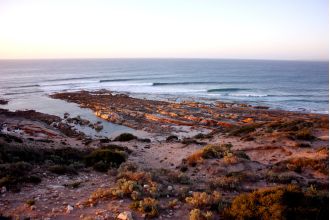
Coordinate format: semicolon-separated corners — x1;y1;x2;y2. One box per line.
1;93;133;138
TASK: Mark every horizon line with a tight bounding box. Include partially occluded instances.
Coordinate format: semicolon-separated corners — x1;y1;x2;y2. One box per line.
0;57;328;62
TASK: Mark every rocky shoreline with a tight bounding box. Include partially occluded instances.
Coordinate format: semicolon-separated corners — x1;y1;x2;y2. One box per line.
0;90;328;219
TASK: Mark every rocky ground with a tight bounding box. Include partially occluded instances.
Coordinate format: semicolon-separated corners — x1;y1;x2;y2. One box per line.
0;90;328;219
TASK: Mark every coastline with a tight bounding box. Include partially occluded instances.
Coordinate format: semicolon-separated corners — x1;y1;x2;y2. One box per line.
0;90;328;219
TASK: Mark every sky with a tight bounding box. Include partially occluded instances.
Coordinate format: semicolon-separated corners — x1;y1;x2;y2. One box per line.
0;0;328;60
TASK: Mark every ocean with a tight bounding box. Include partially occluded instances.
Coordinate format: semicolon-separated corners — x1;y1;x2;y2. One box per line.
0;58;328;115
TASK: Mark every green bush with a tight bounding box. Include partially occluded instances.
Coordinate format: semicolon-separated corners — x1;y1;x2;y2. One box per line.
85;149;127;171
114;133;137;142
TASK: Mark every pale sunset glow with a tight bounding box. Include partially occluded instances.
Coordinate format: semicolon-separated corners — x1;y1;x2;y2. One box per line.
0;0;328;60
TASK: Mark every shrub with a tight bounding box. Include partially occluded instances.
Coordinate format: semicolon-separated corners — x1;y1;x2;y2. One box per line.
201;144;232;159
0;176;12;187
130;197;159;218
64;181;82;189
85;148;127;171
295;128;315;141
156;169;190;185
224;185;329;220
228;125;258;136
117;170;152;183
266;171;302;184
0;144;88;165
168;199;179;208
186;144;233;166
269;120;313;132
186;191;222;210
0;161;32;177
88;170;159;205
275;158;328;175
189;209;214;220
223;154;239;165
117;178;141;196
234;151;250;160
209;176;240;191
25;199;35;206
181;138;204;145
89;188;115;202
92;161;109;172
194;133;213;139
294;142;311;148
118;162;139;173
186;151;204;167
114;133;137;142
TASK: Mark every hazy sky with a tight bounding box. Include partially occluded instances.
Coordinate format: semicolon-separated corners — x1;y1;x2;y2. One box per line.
0;0;328;60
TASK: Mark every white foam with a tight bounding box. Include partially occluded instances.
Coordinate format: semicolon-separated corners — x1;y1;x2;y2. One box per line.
229;93;268;97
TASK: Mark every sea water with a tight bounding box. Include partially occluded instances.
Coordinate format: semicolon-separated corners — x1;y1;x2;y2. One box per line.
0;58;328;114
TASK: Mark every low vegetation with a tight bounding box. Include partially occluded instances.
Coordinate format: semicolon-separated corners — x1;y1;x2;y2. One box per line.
224;185;328;220
209;176;240;191
185;191;222;211
25;199;35;206
274;157;328;175
88;165;160;205
0;142;130;190
185;143;249;166
130;197;159;218
114;133;137;142
189;209;214;220
294;128;315;141
228;124;259;136
84;148;127;171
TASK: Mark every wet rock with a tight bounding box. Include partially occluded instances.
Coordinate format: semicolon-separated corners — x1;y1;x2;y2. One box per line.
254;106;269;109
138;138;151;143
93;123;103;131
0;99;8;105
166;135;179;142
